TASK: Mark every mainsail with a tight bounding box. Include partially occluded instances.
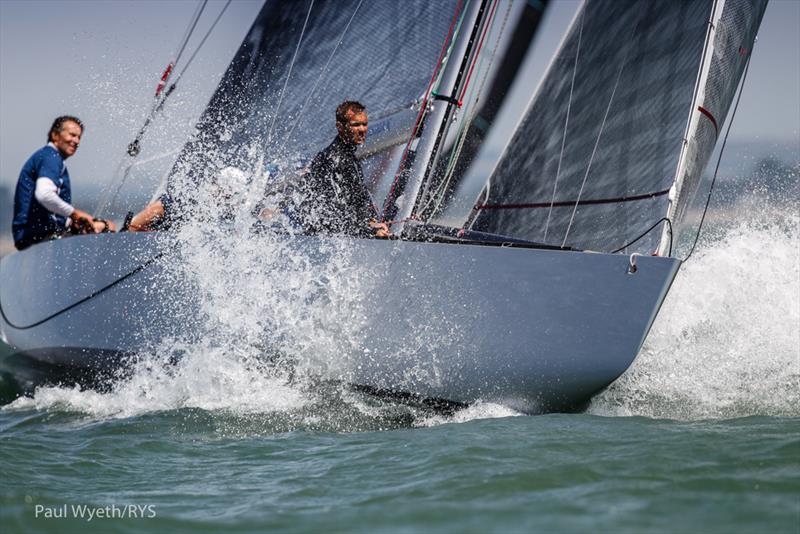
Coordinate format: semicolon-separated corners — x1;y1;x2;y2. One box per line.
465;0;767;255
163;0;553;229
170;0;460;196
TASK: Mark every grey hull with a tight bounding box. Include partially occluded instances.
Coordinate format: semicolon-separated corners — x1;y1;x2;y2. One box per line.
0;232;680;413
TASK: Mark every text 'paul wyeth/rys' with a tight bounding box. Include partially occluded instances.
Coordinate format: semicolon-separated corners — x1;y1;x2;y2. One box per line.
34;503;156;521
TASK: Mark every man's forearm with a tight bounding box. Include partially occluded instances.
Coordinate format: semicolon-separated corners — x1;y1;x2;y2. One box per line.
34;178;74;217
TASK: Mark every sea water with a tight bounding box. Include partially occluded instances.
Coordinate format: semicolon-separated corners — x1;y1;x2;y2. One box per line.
1;160;798;533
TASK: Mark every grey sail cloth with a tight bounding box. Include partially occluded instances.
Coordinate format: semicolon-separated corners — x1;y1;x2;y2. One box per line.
468;0;713;253
168;0;460;203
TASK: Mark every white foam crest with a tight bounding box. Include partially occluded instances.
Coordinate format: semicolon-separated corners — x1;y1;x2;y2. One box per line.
590;205;800;420
419;402;524;427
6;342;308;419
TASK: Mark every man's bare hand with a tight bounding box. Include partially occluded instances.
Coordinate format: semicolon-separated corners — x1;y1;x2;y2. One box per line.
128;200;165;232
369;221;392;239
70;209;96;233
92;219;116;233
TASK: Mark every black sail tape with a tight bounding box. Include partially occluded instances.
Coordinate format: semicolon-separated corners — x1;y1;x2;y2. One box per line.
431;92;462;107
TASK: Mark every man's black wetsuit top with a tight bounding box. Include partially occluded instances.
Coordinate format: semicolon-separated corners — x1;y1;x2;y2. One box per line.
297;136;377;237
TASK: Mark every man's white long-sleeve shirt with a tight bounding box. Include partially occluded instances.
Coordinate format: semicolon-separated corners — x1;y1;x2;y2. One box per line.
34;142;75;218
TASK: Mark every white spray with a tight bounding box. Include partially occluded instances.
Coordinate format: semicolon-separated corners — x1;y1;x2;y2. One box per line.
590;195;800;420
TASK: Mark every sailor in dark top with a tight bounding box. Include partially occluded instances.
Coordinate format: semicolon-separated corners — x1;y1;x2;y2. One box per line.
297;101;390;238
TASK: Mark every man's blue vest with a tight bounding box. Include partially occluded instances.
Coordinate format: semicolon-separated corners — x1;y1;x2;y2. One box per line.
12;145;72;247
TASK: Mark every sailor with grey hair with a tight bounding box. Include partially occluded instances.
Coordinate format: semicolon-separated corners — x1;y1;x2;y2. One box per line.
12;116;115;250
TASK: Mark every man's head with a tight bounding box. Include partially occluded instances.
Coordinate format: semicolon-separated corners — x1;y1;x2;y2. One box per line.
335;101;367;146
48;115;83;159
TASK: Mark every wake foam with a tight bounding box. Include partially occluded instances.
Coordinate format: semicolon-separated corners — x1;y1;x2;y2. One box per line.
6;342;309;419
590;200;800;420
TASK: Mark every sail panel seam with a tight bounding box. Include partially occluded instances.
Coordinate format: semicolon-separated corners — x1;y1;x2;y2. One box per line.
475;188;670;210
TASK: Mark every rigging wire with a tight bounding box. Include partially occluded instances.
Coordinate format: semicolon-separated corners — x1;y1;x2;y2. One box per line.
465;176;489;231
417;0;509;218
611;217;673;256
425;0;507;216
380;0;465;221
455;0;501;104
681;52;753;263
561;40;631;248
409;8;470;209
543;7;584;241
162;0;233;107
265;0;315;145
127;0;211;157
96;0;231;216
414;0;490;213
173;0;209;70
276;0;365;157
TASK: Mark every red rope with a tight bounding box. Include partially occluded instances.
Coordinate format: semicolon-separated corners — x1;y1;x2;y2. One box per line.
697;105;719;136
155;63;174;98
381;0;464;220
475;188;671;211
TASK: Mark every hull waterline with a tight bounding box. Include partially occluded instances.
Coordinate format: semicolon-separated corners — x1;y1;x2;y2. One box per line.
0;232;680;413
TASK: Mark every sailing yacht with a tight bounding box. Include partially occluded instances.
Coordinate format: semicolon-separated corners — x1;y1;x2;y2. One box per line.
0;0;768;413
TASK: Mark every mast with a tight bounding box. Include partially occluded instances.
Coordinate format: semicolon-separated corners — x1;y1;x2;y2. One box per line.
421;0;550;224
384;0;489;236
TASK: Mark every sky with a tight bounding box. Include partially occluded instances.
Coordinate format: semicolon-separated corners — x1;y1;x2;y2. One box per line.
0;0;264;207
0;0;798;212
